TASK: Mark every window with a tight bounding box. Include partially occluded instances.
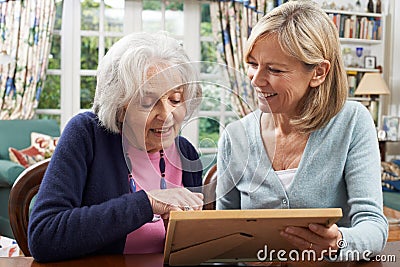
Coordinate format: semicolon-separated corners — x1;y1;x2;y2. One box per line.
37;0;235;155
36;0;63;122
197;2;236;154
79;0;124;109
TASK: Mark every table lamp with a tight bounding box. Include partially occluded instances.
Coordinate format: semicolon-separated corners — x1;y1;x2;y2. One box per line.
354;72;390;125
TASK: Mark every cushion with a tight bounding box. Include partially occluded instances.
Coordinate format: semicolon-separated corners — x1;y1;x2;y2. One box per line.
8;132;58;168
8;146;44;168
0;235;20;257
31;132;58;158
8;132;59;168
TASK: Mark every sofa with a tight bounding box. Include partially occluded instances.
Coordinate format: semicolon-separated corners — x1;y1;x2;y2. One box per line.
0;119;59;238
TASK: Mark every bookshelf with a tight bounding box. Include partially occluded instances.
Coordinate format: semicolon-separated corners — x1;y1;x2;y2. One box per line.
323;7;386;127
323;8;384;93
325;9;383;41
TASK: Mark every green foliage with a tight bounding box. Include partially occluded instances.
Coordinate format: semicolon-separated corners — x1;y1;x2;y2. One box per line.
199;118;220;148
81;76;97;109
39;75;60;109
201;42;217;73
81;0;100;31
200;2;215;69
143;1;161;10
199;131;219;148
201;3;210;23
81;36;98;70
165;1;183;10
36;114;61;125
48;35;61;69
53;1;63;30
143;0;183;11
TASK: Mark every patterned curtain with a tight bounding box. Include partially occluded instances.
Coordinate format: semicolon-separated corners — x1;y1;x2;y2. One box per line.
210;0;269;117
0;0;56;119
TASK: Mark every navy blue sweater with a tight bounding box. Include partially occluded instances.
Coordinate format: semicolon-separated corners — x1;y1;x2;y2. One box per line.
28;112;202;262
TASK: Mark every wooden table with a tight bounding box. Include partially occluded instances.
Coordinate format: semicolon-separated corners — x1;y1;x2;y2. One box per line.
0;242;398;267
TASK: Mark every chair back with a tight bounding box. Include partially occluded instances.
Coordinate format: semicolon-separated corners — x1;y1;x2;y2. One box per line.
202;164;217;210
8;158;50;256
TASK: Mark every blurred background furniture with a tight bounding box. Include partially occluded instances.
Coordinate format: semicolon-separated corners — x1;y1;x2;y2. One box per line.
203;164;217;210
200;154;217;210
383;205;400;242
381;160;400;241
0;119;59;238
8;158;50;256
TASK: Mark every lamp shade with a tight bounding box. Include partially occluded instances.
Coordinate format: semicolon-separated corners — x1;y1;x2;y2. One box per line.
354;73;390;95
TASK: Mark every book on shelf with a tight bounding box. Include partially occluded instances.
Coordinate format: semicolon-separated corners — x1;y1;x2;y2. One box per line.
328;12;381;40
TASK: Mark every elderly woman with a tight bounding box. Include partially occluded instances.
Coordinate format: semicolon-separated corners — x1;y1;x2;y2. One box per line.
216;1;388;261
28;32;203;262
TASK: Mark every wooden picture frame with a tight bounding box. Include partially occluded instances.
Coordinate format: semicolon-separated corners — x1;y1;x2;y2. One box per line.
364;56;376;69
164;208;342;266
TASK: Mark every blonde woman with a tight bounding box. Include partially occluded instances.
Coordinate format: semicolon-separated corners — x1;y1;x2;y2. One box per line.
216;1;387;261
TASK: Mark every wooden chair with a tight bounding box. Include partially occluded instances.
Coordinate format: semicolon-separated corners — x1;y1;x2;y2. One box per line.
202;164;217;210
8;158;50;256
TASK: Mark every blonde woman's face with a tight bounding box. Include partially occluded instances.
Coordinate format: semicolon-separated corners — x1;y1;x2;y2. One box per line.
246;35;315;116
123;67;186;153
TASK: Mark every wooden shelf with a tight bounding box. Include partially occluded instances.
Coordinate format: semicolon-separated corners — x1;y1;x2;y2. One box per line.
346;67;380;72
324;9;382;18
340;38;382;45
348;96;372;101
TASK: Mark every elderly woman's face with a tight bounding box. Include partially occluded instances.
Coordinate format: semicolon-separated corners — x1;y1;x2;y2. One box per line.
124;67;187;153
246;35;316;116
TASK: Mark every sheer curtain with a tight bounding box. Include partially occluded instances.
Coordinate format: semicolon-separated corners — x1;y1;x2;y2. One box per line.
210;0;269;117
0;0;56;119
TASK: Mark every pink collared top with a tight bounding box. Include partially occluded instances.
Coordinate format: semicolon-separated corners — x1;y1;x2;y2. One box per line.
123;144;182;254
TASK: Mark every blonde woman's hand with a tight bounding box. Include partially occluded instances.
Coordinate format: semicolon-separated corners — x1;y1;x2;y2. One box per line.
280;223;342;257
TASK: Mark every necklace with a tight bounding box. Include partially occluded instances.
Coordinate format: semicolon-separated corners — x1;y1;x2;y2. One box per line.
126;150;166;223
126;149;167;193
159;150;167;190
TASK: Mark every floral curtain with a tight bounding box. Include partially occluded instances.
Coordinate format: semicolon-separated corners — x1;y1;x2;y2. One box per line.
210;0;270;117
0;0;56;119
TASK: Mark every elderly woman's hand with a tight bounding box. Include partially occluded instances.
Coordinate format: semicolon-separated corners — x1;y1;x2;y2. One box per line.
146;187;204;217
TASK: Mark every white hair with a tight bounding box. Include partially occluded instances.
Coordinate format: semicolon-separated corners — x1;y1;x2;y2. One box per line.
93;32;201;133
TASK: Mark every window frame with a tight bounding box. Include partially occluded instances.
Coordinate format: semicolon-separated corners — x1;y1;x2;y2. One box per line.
38;0;233;154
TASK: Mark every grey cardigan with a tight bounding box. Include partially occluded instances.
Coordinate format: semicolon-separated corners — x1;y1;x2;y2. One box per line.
216;101;388;260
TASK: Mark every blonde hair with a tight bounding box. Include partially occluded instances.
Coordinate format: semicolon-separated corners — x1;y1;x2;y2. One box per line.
93;32;201;133
245;0;348;133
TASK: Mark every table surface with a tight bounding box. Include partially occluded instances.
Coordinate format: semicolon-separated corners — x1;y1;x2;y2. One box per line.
0;242;398;267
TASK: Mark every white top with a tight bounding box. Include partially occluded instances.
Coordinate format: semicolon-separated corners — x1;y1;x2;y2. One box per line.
275;168;297;191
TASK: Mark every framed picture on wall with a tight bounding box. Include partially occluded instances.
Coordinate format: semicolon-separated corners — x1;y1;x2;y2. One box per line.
382;116;400;141
364;56;376;69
